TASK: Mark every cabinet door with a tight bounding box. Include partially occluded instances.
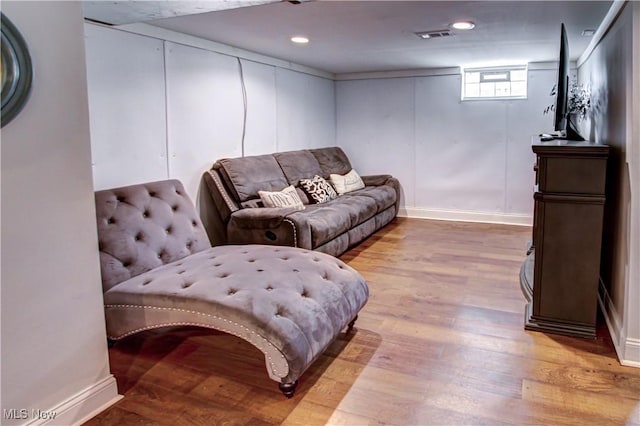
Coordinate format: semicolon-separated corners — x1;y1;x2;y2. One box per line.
535;197;604;325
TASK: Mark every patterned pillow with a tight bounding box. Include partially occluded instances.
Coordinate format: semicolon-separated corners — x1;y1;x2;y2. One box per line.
330;169;365;195
258;185;305;210
299;175;338;204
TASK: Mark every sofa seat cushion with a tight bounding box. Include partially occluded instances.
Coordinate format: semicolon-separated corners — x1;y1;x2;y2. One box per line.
103;244;369;381
288;194;378;248
343;185;397;213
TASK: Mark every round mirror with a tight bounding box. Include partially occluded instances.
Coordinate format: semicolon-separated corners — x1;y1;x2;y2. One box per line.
1;12;33;127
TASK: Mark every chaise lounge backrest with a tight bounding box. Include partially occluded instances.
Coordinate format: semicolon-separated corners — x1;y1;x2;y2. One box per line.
95;179;211;291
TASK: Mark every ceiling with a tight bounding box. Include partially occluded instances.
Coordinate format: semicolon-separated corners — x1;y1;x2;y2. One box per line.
84;0;613;75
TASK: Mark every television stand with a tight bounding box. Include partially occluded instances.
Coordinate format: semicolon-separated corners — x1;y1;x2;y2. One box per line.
520;137;609;339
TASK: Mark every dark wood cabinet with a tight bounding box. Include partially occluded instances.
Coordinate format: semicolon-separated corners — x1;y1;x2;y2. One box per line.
520;138;609;338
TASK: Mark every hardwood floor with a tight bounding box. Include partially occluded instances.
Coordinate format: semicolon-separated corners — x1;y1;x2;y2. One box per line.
86;217;640;425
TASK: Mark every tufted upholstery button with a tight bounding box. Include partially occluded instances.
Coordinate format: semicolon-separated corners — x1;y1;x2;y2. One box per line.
292;269;300;273
165;226;172;234
301;289;308;298
149;191;156;197
142;279;152;286
107;218;115;225
213;263;222;267
248;259;255;263
219;273;229;278
122;261;131;267
257;269;264;272
266;285;273;291
178;270;186;274
186;242;193;249
143;211;149;218
227;289;237;295
181;282;192;289
171;205;178;211
192;220;198;227
134;233;143;241
116;196;125;202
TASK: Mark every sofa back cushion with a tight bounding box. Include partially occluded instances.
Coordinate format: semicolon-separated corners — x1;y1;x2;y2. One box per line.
274;150;324;185
95;179;211;292
217;154;289;203
309;147;353;178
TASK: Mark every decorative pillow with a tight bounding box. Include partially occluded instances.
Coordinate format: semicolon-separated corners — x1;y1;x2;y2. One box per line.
299;175;338;204
258;185;305;210
329;169;365;195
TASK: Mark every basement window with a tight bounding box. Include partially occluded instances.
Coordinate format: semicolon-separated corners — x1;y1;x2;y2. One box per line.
462;65;528;100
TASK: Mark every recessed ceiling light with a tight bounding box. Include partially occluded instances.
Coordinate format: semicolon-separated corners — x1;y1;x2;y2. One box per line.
291;36;309;44
451;21;475;30
581;29;596;37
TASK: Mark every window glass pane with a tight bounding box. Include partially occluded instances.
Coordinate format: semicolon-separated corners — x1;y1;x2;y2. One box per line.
482;72;509;82
466;72;480;83
495;82;510;96
511;81;527;96
480;82;494;97
465;84;480;97
511;69;527;81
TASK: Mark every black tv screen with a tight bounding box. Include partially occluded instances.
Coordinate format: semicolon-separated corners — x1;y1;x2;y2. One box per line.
554;23;570;134
552;23;584;140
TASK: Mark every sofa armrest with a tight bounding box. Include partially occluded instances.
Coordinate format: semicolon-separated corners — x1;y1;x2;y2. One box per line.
229;207;300;230
362;174;401;217
361;174;394;187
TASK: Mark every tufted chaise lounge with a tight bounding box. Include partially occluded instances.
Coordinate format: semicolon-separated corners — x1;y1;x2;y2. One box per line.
95;179;369;397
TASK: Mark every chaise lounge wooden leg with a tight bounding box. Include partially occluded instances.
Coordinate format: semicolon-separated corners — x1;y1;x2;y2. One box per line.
347;315;358;331
279;380;298;398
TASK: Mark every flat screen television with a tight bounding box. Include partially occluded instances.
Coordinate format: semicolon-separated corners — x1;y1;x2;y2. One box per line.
552;23;584;140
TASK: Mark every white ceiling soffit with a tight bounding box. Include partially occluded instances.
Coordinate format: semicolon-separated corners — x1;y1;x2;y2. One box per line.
83;0;284;26
142;0;612;75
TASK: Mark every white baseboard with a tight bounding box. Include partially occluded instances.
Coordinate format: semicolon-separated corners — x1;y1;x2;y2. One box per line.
26;375;121;426
598;282;640;368
398;207;532;226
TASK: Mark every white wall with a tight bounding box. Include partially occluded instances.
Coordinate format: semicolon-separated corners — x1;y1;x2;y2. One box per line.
86;23;548;227
1;2;119;425
84;25;168;191
578;1;640;367
336;69;555;224
85;24;337;200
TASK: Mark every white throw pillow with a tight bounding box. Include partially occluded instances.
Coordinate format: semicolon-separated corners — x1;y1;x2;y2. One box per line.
258;185;305;210
330;169;365;195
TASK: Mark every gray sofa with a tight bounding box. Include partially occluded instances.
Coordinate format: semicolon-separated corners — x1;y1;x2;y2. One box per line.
200;146;400;257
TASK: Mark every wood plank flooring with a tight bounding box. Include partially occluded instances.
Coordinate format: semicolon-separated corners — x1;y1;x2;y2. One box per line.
85;218;640;425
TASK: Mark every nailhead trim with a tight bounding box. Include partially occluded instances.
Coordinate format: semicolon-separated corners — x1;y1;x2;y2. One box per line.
105;304;289;378
208;170;239;213
283;218;298;247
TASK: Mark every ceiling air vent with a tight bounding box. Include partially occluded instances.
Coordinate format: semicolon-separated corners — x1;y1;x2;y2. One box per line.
415;30;453;39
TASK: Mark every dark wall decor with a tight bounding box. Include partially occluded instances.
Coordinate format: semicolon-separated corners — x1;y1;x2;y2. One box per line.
1;12;33;127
